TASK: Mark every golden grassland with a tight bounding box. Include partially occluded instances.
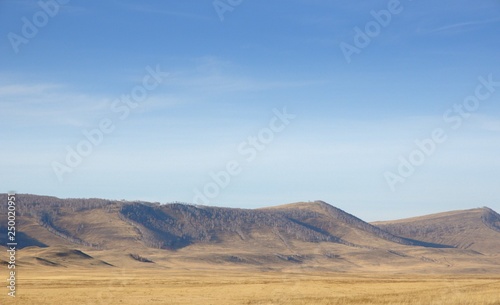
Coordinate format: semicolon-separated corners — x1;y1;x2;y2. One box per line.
1;268;499;305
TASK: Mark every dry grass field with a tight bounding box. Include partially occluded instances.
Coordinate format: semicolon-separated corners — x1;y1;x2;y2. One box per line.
3;268;499;305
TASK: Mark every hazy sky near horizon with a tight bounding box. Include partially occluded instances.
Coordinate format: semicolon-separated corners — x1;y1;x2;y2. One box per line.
1;0;499;221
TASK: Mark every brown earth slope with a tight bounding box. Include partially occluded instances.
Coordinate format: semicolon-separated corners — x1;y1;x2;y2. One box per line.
372;207;500;254
1;194;499;273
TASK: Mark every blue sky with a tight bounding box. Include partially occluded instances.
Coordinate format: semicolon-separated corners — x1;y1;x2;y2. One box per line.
1;0;499;221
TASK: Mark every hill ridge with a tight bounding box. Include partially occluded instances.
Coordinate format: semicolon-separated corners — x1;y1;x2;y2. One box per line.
1;194;499;272
373;206;500;254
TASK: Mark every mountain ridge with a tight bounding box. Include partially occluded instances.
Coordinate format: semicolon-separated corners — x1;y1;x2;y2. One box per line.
373;207;500;254
1;194;499;273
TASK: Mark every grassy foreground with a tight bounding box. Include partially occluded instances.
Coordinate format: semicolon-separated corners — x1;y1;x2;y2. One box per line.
3;269;500;305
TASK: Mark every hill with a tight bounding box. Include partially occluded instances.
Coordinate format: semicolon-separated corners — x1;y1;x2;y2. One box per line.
1;194;499;273
372;207;500;255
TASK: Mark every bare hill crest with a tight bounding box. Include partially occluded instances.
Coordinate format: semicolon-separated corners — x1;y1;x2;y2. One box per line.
1;194;499;272
373;207;500;254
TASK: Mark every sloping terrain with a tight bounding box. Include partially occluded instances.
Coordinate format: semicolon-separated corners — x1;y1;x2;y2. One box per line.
16;246;114;268
0;194;499;273
119;200;433;251
262;201;450;248
372;207;500;254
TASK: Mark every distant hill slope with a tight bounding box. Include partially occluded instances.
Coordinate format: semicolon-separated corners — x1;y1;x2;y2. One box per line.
260;201;449;248
17;246;114;268
1;194;499;272
0;194;146;249
372;207;500;254
116;200;443;250
0;194;448;252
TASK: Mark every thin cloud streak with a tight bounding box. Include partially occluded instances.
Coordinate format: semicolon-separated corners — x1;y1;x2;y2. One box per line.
429;18;500;34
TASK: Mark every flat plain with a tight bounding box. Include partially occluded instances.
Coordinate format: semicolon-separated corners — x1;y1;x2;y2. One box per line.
3;268;500;305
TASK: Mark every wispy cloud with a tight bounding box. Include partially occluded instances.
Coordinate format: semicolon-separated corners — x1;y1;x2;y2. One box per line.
164;56;330;93
168;73;329;93
0;81;184;128
0;83;109;128
0;84;61;96
428;18;500;34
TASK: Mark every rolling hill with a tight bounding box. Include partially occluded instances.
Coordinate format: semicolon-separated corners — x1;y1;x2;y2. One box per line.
372;207;500;255
1;194;499;273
